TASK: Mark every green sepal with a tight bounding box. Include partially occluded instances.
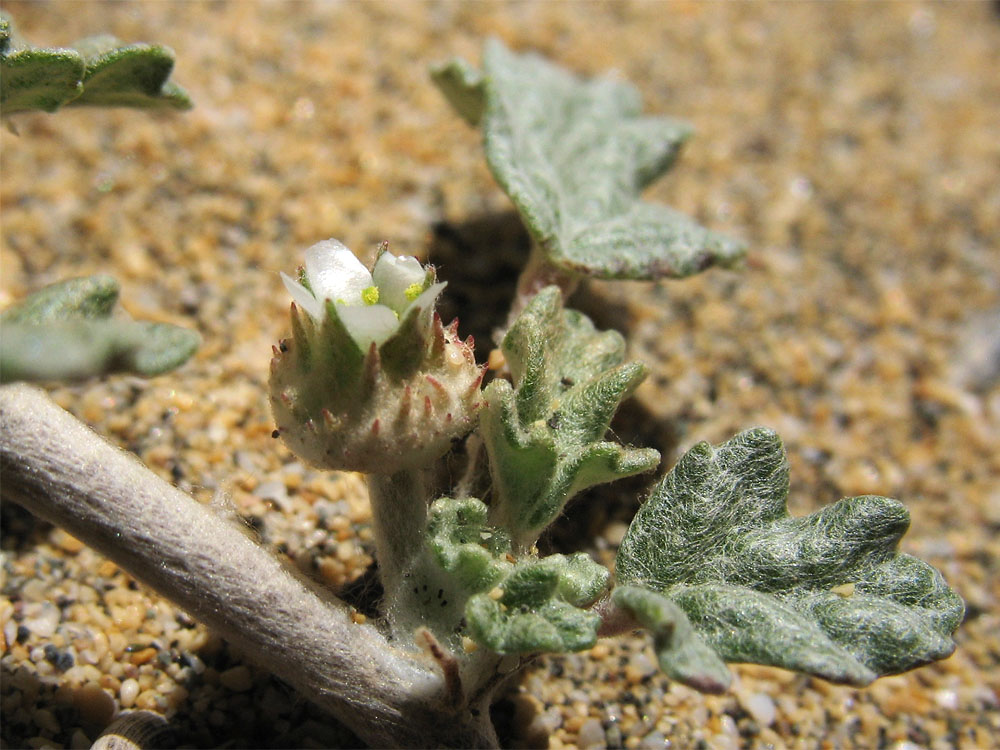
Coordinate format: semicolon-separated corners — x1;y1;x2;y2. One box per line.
465;554;608;654
615;428;964;686
611;585;731;693
432;38;743;280
481;287;659;547
318;299;364;389
378;273;439;381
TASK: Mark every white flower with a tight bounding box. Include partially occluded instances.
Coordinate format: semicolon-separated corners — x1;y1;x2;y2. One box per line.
281;239;445;350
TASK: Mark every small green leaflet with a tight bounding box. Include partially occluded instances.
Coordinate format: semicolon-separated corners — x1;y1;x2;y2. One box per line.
480;288;659;549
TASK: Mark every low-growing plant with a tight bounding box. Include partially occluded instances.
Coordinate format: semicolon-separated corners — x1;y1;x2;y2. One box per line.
0;39;962;749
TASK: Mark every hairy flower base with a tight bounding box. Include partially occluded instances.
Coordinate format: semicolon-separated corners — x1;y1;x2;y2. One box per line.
270;304;484;474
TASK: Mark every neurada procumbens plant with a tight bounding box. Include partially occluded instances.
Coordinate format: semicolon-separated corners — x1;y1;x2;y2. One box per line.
0;38;962;749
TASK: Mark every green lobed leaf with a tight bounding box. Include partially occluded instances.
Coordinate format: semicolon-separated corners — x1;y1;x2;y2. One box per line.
615;428;964;686
427;496;513;593
0;275;120;324
0;14;191;115
388;497;511;648
400;496;610;655
69;35;192;110
0;14;84;114
480;287;659;548
465;553;608;655
432;38;744;280
0;275;199;382
430;56;484;126
0;320;200;382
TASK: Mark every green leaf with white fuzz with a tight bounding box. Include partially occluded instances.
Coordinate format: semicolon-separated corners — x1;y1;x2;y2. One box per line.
0;276;199;383
0;275;119;324
70;35;192;110
430;56;484;126
481;287;659;548
465;554;608;654
427;497;513;593
432;38;743;280
388;497;510;647
0;14;83;113
397;497;609;653
615;428;964;686
1;14;191;115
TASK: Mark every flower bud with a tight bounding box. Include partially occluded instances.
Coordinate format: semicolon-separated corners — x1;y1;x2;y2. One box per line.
269;240;485;473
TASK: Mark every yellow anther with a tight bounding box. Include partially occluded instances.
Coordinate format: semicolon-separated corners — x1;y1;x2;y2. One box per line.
361;286;380;305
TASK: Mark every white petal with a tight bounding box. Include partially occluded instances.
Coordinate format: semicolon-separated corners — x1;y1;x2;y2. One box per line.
281;271;322;320
372;252;427;314
304;239;373;306
404;281;447;327
336;303;399;350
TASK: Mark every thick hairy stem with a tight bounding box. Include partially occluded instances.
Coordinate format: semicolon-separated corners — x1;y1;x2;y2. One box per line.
367;469;430;641
501;242;579;342
0;384;498;749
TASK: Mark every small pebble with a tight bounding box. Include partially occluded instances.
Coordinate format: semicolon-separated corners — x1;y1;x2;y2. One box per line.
603;522;629;547
578;717;607;749
638;730;667;750
24;604;60;638
256;480;290;510
134;689;164;711
128;647;157;666
119;678;140;708
52;529;86;554
4;620;19;648
44;644;75;671
741;691;777;727
525;705;562;746
21;579;49;603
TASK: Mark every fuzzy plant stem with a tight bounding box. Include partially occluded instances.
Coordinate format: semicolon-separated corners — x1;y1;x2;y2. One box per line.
367;468;430;639
503;241;579;341
0;384;499;749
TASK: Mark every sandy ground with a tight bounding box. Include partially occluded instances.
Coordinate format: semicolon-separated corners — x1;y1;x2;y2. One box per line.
2;1;998;748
